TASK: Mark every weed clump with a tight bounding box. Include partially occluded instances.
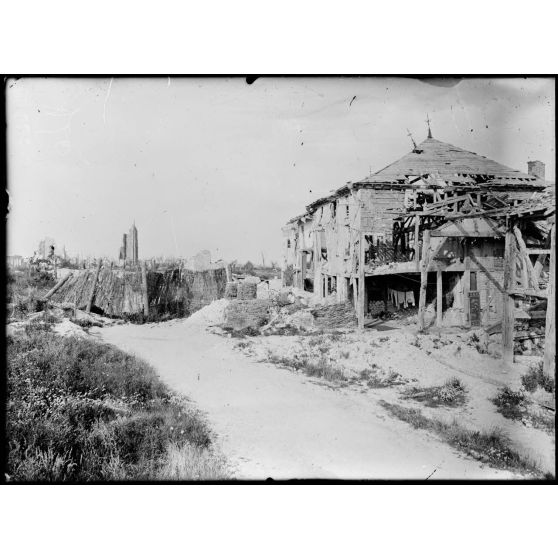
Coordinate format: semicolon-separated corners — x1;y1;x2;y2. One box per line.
379;401;547;477
404;377;466;407
491;385;555;433
267;354;345;383
521;361;555;394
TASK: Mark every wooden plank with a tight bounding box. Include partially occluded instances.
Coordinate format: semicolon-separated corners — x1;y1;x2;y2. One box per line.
414;216;420;270
528;248;551;255
436;270;443;327
507;288;548;299
86;260;102;313
43;272;73;300
418;229;431;331
543;224;555;377
503;230;516;366
358;232;366;329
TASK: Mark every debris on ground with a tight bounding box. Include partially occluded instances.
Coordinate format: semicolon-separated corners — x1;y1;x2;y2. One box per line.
187;298;230;327
310;301;357;329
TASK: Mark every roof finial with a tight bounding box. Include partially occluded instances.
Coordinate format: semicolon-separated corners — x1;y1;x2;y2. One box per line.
426;113;432;138
406;128;417;149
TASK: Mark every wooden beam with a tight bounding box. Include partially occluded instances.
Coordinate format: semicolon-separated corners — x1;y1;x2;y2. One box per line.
357;232;366;329
502;230;516;366
528;248;551;255
543;224;555;377
43;272;73;300
414;216;420;270
86;260;102;313
436;270;443;328
418;229;431;331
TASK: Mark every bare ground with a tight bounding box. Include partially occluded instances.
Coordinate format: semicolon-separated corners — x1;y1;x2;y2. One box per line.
94;309;544;480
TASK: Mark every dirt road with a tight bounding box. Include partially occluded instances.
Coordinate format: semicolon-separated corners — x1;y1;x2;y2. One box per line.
96;315;519;480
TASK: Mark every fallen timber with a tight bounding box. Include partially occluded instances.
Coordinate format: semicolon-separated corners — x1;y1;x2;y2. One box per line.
50;265;227;321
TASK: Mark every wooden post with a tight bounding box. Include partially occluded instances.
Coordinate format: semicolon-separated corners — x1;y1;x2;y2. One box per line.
414;216;420;270
225;263;232;282
418;229;431;331
543;224;555;377
86;260;102;313
436;269;443;328
502;229;516;367
383;281;388;313
43;272;73;300
300;252;307;290
141;261;149;318
358;232;366;329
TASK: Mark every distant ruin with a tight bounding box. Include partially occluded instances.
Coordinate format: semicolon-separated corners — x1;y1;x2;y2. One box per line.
119;222;139;265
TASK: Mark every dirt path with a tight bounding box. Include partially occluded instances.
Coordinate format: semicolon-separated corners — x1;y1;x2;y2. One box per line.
95;317;520;480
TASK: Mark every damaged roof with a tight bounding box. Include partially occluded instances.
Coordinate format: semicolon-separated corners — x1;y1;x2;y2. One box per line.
355;136;546;188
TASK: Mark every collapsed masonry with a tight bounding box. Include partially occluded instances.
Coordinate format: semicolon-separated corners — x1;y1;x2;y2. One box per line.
49;265;227;321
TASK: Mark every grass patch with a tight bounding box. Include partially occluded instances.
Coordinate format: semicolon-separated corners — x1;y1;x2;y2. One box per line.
267;354;346;382
6;328;228;481
404;378;467;407
522;361;555;394
379;401;548;478
492;386;555;433
7;270;56;321
358;365;407;389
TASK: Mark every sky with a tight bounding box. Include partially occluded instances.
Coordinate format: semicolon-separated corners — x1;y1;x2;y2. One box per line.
6;77;555;263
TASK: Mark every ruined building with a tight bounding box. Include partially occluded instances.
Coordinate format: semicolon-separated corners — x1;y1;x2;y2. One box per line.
283;130;553;332
119;222;139;264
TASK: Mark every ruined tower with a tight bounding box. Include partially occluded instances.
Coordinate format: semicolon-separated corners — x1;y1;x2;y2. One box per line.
127;222;139;264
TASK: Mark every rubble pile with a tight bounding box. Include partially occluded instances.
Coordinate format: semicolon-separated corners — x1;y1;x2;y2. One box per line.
237;282;257;300
224;299;271;331
514;322;546;356
310;302;357;329
224;282;238;299
187;298;230;326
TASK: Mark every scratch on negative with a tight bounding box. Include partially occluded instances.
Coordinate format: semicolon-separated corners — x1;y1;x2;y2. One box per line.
103;77;114;125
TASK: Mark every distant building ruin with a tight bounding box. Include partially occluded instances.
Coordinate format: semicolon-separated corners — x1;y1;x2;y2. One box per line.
527;160;545;181
119;222;139;264
37;236;56;259
184;250;212;271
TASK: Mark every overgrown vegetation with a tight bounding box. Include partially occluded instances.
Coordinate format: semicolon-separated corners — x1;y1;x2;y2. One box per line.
7;269;56;321
357;366;407;389
266;354;346;383
492;386;554;433
6;328;228;481
379;401;549;478
404;378;467;407
521;361;555;394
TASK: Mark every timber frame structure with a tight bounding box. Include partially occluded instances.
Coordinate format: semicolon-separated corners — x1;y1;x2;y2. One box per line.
283;133;555;375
